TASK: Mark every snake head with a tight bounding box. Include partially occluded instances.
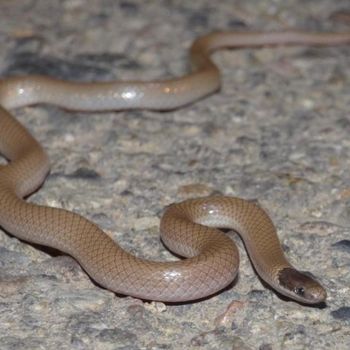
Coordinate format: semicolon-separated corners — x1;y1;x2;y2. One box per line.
278;267;327;304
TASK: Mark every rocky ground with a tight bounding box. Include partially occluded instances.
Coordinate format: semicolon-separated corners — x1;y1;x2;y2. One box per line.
0;0;349;349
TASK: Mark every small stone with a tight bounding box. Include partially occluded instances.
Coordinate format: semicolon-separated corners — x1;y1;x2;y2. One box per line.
330;307;350;321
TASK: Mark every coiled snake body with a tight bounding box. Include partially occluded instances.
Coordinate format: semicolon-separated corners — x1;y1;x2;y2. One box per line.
1;31;349;303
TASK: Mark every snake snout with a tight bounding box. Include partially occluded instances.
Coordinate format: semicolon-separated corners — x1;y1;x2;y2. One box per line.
305;282;327;303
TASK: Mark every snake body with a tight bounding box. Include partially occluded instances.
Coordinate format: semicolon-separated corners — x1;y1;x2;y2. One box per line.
1;31;349;303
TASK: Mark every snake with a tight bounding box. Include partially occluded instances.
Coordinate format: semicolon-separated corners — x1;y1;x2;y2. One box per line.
1;31;349;303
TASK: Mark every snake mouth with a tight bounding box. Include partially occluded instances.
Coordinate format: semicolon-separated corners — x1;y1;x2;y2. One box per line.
278;267;327;304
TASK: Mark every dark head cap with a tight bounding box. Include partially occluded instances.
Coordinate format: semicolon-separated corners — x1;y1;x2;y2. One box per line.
278;267;327;304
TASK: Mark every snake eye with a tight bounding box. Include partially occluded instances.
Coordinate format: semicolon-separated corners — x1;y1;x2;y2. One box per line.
294;286;305;296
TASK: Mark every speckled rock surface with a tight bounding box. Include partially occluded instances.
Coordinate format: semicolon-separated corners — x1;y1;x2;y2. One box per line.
0;0;349;349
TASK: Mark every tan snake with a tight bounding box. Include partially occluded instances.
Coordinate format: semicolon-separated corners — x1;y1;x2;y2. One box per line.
1;31;349;303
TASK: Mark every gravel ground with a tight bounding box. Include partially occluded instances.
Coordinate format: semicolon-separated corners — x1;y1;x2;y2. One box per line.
0;0;349;349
